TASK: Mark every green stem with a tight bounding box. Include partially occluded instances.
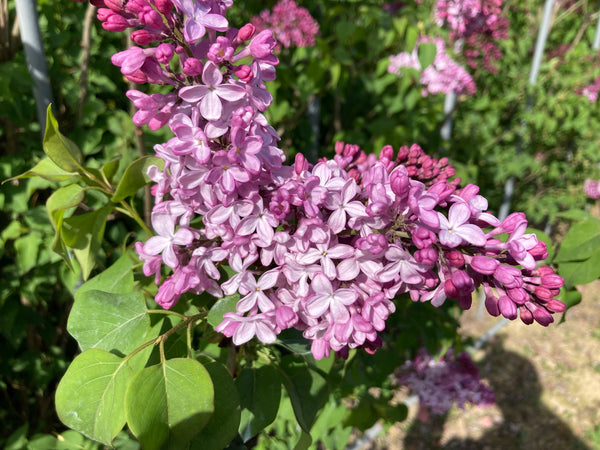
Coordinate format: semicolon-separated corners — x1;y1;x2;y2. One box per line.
115;202;153;236
124;312;206;363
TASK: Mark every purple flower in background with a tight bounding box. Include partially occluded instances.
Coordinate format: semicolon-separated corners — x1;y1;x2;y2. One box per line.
251;0;320;49
397;348;495;415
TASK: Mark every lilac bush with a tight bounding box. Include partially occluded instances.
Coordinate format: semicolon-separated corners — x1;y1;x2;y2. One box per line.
86;0;566;362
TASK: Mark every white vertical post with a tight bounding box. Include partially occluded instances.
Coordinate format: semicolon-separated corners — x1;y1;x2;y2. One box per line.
14;0;54;136
593;13;600;50
498;0;555;221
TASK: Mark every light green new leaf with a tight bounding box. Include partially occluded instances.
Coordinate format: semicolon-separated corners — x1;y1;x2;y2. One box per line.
190;356;241;450
236;365;282;442
554;219;600;263
14;232;43;275
10;157;78;183
62;204;112;280
43;105;84;173
46;184;85;269
111;156;164;202
55;349;134;446
75;254;135;299
206;293;240;329
125;359;215;450
46;184;85;231
417;42;437;69
68;290;157;355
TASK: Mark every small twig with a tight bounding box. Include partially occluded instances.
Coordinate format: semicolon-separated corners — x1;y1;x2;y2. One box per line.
77;3;96;122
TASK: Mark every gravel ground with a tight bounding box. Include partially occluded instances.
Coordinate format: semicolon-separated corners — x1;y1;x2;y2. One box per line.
368;282;600;450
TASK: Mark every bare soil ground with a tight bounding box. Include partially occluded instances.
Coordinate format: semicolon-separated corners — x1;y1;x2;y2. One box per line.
372;282;600;450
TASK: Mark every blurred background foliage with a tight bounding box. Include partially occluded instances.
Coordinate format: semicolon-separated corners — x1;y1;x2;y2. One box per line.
2;0;600;446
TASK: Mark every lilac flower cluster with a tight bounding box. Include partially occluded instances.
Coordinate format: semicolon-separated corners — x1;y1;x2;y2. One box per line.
434;0;509;73
578;77;600;103
91;0;564;360
250;0;319;50
397;348;495;415
388;37;476;97
584;179;600;199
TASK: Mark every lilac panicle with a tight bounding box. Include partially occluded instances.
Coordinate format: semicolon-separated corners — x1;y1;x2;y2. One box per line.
92;0;565;361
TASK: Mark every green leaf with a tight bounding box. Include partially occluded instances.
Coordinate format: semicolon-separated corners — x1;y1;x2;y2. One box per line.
5;424;28;450
75;253;135;299
43;105;84;172
68;290;157;356
558;250;600;289
559;288;582;324
405;26;418;52
46;184;85;269
111;156;164;202
125;359;215;450
417;42;437;69
556;209;599;222
14;232;43;274
46;184;85;231
190;356;241;450
55;349;134;446
279;355;328;434
554;219;600;263
62;204;113;279
236;365;282;442
10;157;78;183
206;293;240;329
101;158;121;183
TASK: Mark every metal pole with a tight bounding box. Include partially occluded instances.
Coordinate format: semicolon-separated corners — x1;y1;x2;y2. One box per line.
593;13;600;50
499;0;555;221
440;91;456;141
14;0;54;136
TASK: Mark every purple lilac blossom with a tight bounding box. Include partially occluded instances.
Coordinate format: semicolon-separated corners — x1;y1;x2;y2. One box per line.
388;37;476;97
92;0;565;361
250;0;319;50
397;348;496;414
434;0;509;73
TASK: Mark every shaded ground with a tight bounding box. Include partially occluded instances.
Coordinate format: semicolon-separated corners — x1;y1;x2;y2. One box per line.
372;282;600;449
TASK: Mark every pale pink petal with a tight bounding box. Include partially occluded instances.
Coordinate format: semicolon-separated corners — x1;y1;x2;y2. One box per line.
202;61;223;86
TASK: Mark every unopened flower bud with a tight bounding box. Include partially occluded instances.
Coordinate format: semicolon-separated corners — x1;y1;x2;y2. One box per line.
470;255;499;275
156;43;174;64
446;250;465;267
234;64;253;82
182;58;203;76
154;0;172;15
485;295;500;316
519;305;534;324
238;24;256;42
499;212;526;234
499;296;517;320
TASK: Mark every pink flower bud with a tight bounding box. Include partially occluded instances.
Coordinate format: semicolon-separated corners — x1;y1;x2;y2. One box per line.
499;295;517;320
294;153;309;175
499;212;526;234
485;295;500;316
507;287;528;304
182;58;203;76
541;273;564;288
98;9;129;32
451;270;474;292
154;0;173;15
519;305;534;324
234;64;253;82
156;43;174;64
390;166;409;197
414;248;437;267
276;306;298;329
380;145;394;161
131;29;156;45
446;250;465;267
103;0;124;11
470;255;499;275
532;305;553;326
238;23;256;41
527;241;547;260
545;299;566;313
